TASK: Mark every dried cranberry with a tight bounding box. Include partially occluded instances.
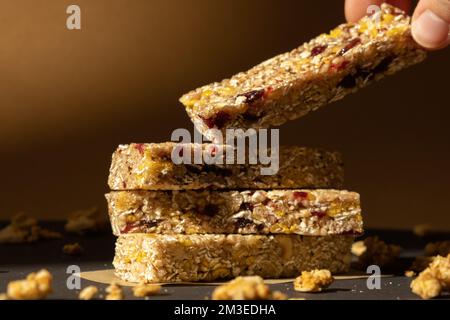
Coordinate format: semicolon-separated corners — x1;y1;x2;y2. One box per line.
261;198;271;206
311;45;327;56
330;60;350;72
293;191;309;201
239;202;254;211
201;111;231;129
121;222;137;234
200;204;219;216
134;144;145;155
339;38;361;55
311;211;327;218
235;218;253;228
122;181;127;189
238;89;265;105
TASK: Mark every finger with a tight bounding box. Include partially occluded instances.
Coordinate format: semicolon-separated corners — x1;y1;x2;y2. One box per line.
412;0;450;49
345;0;412;22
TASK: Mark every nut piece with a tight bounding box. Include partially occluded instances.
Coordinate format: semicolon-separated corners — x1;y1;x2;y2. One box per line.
63;243;84;256
351;240;366;257
293;269;334;293
7;269;52;300
212;276;286;300
356;236;402;268
65;207;106;235
411;254;450;299
132;283;161;298
405;270;416;278
0;213;61;244
79;286;98;300
105;283;123;300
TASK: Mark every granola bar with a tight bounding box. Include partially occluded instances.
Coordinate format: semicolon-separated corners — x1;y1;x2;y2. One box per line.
179;4;426;141
113;234;353;283
106;189;362;236
108;143;344;190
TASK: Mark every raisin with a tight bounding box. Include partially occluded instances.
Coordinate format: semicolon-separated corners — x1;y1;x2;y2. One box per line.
200;204;219;216
311;211;327;218
121;222;137;234
201;111;231;129
330;60;350;72
237;89;265;105
311;45;327;56
134;144;145;155
239;202;254;211
122;181;127;189
339;38;361;55
235;218;253;228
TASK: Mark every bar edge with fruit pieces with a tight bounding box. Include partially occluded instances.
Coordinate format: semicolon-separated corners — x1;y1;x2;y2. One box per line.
179;4;427;141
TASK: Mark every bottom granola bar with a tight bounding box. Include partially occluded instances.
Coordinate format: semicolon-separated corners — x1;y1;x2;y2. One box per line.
113;234;353;283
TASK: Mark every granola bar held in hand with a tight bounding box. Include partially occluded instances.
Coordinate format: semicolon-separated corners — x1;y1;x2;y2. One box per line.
179;4;426;141
113;234;353;283
106;189;362;236
108;143;344;190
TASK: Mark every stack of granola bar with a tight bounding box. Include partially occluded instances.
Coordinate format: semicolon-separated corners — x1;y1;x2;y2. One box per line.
106;4;426;283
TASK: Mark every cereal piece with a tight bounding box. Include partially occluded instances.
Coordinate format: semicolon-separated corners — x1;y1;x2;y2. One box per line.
63;243;84;256
411;254;450;299
413;224;433;237
65;207;106;234
425;241;450;257
79;286;99;300
132;283;162;298
107;189;362;236
7;269;52;300
114;234;353;283
0;213;61;244
109;143;344;191
179;4;426;141
212;276;285;300
351;240;366;256
356;236;402;268
405;270;416;278
105;283;123;300
293;269;334;293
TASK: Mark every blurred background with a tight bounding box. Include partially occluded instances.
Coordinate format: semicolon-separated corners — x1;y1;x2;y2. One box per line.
0;0;448;229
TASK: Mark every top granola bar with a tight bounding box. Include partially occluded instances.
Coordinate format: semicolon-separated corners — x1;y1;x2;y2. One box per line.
180;4;426;141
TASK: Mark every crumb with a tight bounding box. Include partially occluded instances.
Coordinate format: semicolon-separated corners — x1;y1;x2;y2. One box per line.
79;285;98;300
132;283;161;298
212;276;286;300
0;213;61;244
0;293;7;300
411;253;450;299
7;269;52;300
62;243;83;256
356;236;402;268
413;224;433;237
293;269;334;293
351;240;366;256
425;241;450;257
105;283;123;300
65;207;106;235
405;270;416;278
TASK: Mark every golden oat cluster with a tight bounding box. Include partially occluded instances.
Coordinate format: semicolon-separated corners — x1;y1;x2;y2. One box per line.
105;4;426;286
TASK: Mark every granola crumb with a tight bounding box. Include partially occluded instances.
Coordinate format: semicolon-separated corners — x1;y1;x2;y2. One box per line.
63;243;84;256
212;276;286;300
413;224;433;237
7;269;52;300
79;285;98;300
411;254;450;299
351;240;366;256
356;236;402;268
105;283;123;300
132;283;161;298
65;206;106;235
293;269;334;293
0;213;62;244
425;241;450;257
405;270;416;278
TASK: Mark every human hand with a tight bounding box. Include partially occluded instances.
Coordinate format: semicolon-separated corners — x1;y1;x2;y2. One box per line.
345;0;450;49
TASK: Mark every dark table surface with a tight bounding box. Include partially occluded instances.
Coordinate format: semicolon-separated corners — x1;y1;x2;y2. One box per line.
1;222;449;300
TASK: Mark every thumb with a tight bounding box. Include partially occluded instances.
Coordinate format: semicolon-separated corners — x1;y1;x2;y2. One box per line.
412;0;450;49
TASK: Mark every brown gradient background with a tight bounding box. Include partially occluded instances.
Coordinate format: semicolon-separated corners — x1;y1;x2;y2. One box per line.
0;0;448;229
